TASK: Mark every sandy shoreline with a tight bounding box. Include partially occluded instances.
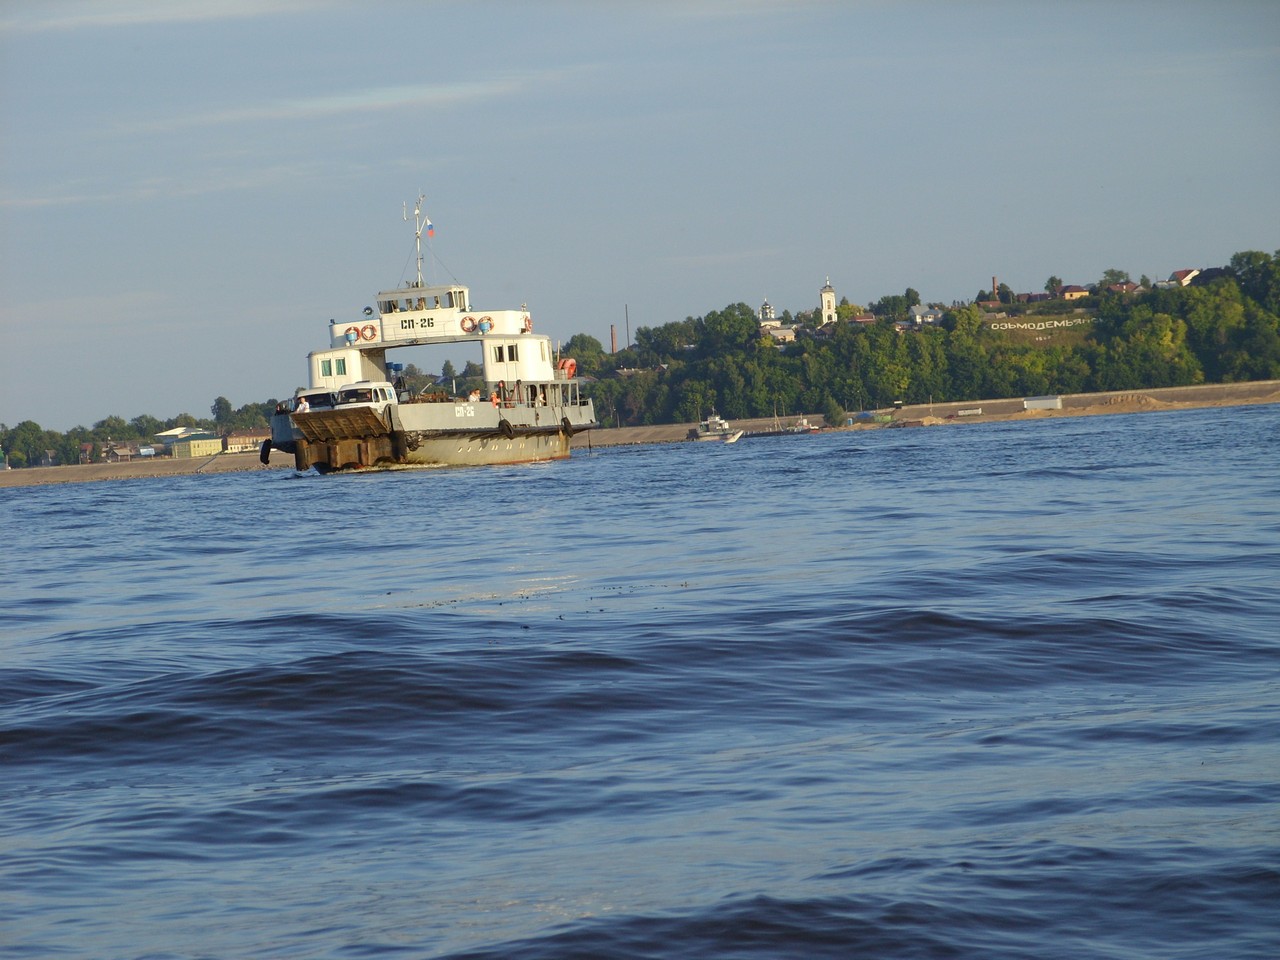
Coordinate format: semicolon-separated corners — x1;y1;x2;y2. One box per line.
4;379;1277;489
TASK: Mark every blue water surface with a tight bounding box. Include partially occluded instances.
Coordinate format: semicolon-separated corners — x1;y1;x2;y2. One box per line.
2;404;1278;959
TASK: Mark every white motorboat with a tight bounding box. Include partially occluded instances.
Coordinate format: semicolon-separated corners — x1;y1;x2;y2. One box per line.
687;413;737;442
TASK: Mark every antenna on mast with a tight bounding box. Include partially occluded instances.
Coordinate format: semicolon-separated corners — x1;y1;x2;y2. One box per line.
404;193;431;287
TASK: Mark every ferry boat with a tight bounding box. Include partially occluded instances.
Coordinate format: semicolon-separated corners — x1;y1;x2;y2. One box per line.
263;199;596;472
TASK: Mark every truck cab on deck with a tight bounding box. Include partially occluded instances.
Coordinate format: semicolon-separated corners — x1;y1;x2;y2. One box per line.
333;381;397;413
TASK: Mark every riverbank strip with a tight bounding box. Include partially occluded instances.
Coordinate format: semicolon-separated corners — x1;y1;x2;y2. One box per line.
4;379;1277;489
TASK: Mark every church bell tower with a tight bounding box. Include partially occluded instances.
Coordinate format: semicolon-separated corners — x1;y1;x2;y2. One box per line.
821;277;837;326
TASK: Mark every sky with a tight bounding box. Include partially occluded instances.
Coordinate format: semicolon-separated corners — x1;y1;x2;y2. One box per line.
2;0;1278;431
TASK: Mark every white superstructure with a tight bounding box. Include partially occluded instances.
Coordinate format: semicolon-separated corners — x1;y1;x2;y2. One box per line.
264;202;596;472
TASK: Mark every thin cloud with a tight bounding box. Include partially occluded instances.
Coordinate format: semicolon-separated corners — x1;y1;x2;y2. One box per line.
665;248;784;268
1;64;585;209
0;0;332;35
644;0;852;19
119;78;527;135
1126;44;1280;80
0;289;169;332
0;159;376;209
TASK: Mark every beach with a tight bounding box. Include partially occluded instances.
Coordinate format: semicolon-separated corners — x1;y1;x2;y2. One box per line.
4;379;1277;489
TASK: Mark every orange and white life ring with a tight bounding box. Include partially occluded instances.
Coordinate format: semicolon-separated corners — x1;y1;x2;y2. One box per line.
522;315;533;333
344;325;362;342
460;316;477;333
360;324;378;341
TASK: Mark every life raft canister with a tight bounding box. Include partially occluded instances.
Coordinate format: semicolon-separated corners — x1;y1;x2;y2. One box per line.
360;324;378;341
460;316;477;333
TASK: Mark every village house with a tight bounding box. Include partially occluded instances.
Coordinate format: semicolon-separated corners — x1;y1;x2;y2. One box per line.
909;305;944;325
154;426;207;446
171;437;224;459
223;429;272;454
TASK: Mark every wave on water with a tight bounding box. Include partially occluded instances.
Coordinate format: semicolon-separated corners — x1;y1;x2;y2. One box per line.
437;858;1280;960
2;405;1278;959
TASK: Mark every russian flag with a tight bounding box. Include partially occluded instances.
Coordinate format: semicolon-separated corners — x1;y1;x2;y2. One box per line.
426;219;434;238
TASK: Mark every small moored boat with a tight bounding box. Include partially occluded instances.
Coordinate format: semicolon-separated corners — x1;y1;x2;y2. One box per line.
687;413;737;442
782;417;820;434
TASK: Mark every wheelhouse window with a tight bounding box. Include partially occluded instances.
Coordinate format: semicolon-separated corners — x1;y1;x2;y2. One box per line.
321;359;333;377
335;358;347;376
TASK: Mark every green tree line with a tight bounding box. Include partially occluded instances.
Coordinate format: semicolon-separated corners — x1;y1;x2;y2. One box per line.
1;399;277;470
578;250;1280;427
5;250;1279;466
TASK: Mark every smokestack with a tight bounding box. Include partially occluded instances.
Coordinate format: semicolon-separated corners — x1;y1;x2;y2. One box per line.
611;324;617;354
992;276;998;299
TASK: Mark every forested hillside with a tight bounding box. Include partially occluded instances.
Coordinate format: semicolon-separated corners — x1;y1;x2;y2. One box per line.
576;250;1280;427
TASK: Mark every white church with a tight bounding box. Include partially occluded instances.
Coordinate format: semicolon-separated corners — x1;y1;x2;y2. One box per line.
758;277;840;344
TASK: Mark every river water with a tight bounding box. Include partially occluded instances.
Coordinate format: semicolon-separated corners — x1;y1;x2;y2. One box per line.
3;405;1277;959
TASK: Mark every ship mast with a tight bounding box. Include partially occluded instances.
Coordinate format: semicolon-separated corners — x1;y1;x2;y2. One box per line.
403;194;431;287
